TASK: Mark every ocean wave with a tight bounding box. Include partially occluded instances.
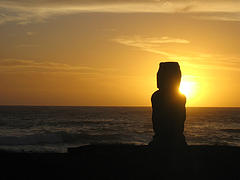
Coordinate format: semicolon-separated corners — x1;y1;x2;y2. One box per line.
220;129;240;133
0;131;125;146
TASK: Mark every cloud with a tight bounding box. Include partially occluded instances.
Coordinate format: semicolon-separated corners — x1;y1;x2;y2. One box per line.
26;31;35;36
113;36;189;56
17;44;39;48
175;53;240;72
1;0;240;24
112;35;240;72
194;12;240;22
0;59;111;74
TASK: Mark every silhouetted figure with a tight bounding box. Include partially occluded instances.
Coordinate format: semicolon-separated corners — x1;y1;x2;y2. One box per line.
149;62;187;149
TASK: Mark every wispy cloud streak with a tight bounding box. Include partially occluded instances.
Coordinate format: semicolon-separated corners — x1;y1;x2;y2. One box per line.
0;59;112;74
1;0;240;24
113;36;189;56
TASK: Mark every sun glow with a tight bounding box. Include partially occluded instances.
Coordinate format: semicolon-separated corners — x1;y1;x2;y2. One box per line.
179;80;196;98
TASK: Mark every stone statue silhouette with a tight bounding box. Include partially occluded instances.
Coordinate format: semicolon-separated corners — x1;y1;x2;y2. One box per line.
149;62;187;148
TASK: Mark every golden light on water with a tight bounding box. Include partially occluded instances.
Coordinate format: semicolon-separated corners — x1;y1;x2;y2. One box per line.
179;80;196;99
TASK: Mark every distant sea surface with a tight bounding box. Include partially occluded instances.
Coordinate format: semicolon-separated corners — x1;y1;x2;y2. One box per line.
0;106;239;152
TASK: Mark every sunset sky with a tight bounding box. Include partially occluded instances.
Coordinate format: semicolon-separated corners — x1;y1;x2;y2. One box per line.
1;0;240;107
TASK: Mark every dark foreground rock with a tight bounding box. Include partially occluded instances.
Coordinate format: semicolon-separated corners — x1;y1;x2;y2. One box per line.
0;144;240;180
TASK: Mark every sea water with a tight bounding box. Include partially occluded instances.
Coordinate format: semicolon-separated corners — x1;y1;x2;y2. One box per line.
0;106;239;152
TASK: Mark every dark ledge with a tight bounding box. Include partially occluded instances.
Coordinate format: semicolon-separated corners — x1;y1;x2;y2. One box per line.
0;144;240;180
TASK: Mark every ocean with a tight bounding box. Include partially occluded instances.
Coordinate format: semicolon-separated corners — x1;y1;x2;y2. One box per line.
0;106;239;153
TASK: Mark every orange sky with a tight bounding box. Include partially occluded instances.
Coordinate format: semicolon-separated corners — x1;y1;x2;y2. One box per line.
0;0;240;107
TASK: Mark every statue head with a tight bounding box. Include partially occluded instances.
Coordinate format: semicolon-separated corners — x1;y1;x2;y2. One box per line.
157;62;182;93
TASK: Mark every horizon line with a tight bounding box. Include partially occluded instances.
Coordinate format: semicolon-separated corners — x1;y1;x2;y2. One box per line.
0;105;240;108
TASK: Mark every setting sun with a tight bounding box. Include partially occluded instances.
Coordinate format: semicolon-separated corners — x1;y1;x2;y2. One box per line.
179;81;196;99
